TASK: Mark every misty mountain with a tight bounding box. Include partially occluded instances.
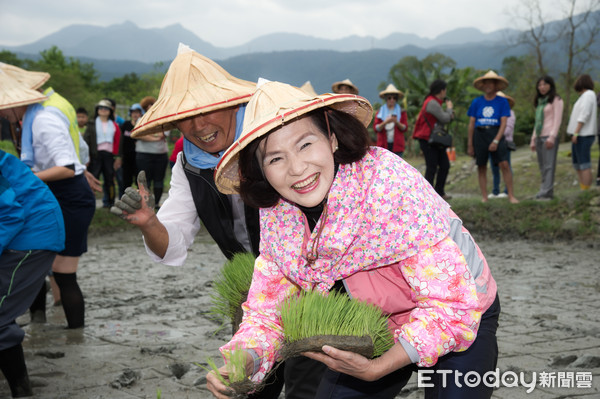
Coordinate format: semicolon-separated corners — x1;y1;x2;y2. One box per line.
1;20;519;64
2;12;598;104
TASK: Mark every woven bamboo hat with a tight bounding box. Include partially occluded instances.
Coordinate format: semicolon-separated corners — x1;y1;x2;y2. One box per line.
0;70;48;110
473;70;509;91
496;91;515;108
379;83;404;99
331;78;359;95
132;43;256;138
215;79;373;195
0;62;50;90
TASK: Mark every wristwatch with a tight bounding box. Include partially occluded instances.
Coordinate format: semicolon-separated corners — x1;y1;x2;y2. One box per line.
492;139;499;144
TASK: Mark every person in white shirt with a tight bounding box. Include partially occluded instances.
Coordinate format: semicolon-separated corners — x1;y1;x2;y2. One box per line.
566;74;597;190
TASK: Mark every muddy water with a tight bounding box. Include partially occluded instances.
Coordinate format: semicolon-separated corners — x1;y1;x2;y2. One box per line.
2;230;599;398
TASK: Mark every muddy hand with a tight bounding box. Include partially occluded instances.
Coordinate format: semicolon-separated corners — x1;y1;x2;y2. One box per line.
110;171;155;223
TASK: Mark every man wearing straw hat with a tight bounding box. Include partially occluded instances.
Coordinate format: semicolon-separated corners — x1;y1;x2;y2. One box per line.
331;78;359;95
467;70;519;203
0;72;66;398
111;44;326;398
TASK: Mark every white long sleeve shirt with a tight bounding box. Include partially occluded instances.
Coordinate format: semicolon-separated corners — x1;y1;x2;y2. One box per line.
567;90;598;137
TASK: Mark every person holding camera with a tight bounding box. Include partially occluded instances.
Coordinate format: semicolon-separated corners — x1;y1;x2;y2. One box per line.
412;79;454;199
374;84;407;157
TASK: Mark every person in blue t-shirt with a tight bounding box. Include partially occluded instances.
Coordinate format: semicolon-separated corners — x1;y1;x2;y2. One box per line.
0;150;65;398
467;71;519;204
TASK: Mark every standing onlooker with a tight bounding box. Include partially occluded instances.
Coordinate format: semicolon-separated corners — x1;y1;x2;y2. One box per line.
118;103;143;197
488;91;516;199
76;107;88;135
374;84;407;157
0;67;96;330
331;78;359;95
467;71;518;203
136;96;168;209
530;76;564;200
566;74;597;191
412;79;454;199
83;99;121;208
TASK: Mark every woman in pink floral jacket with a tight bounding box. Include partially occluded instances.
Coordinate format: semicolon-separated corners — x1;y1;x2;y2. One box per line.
209;80;500;399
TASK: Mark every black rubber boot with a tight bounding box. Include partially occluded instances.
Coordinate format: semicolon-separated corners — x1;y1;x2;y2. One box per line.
0;344;33;397
53;272;85;329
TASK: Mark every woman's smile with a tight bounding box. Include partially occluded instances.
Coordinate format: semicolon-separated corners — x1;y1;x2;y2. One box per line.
291;173;320;193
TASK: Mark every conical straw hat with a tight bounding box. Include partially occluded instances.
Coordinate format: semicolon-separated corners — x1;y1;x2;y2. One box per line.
496;91;515;108
215;79;373;195
331;78;359;95
300;81;318;96
0;62;50;90
473;70;509;91
132;43;256;138
378;83;404;99
0;70;48;110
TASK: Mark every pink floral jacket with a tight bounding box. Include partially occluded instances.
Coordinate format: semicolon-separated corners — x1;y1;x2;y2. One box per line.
221;147;493;382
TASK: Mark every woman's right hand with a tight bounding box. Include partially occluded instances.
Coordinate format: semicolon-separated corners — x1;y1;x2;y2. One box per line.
110;170;156;226
206;366;235;398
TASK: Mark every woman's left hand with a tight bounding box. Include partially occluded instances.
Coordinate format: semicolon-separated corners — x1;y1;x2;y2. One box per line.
303;345;380;381
303;342;411;382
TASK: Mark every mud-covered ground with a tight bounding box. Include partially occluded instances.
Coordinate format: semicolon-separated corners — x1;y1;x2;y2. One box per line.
2;229;599;399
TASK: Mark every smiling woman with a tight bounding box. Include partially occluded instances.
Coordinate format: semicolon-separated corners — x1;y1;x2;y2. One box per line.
207;80;501;399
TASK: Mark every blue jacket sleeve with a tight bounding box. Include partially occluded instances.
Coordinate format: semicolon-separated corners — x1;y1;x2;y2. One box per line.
0;173;25;254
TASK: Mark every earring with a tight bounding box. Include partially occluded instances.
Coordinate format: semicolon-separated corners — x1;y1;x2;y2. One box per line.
335;146;339;151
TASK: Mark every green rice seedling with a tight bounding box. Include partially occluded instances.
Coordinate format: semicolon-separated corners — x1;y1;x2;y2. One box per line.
209;252;256;333
279;290;394;359
199;346;257;397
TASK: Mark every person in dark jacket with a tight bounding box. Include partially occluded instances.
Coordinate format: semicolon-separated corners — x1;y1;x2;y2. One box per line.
117;103;143;197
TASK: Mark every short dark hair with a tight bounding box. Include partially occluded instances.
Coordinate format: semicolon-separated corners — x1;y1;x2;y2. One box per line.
574;74;594;92
428;79;447;97
76;107;88;115
238;107;370;208
534;75;558;106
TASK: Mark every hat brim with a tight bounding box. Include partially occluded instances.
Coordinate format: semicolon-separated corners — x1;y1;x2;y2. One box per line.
0;74;48;110
215;93;372;195
131;93;253;138
331;81;359;95
473;76;509;91
379;91;404;99
0;63;50;90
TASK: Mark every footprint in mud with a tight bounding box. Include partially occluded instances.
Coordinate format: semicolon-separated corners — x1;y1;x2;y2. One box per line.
168;362;190;379
110;368;141;389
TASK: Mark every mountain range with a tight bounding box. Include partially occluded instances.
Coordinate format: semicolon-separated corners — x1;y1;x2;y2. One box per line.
2;16;597;104
1;20;518;63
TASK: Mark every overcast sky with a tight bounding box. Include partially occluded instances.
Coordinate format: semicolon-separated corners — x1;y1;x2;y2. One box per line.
0;0;566;48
